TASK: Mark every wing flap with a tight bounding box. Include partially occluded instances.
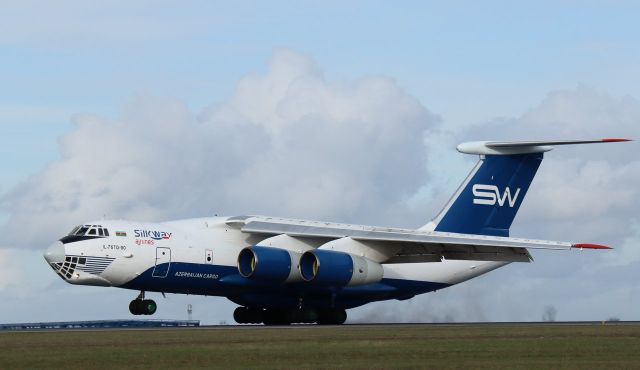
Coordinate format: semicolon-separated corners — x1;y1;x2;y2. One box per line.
385;244;532;263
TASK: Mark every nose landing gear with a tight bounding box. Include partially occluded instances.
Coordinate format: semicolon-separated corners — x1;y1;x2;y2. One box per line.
129;291;157;315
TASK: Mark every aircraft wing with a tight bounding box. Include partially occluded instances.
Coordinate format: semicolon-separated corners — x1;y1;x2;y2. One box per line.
226;216;609;263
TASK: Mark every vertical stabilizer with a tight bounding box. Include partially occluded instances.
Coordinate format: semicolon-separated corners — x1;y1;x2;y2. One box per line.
432;153;542;237
426;139;631;237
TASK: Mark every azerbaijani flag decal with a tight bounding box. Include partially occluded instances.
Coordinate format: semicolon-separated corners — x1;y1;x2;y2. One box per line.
116;231;127;237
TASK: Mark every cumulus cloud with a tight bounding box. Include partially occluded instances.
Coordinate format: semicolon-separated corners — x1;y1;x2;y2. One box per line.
603;221;640;267
0;49;438;249
462;86;640;143
518;87;640;143
517;158;640;243
0;249;24;291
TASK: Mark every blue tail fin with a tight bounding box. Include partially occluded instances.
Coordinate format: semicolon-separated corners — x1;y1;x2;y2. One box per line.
432;153;543;237
429;139;631;236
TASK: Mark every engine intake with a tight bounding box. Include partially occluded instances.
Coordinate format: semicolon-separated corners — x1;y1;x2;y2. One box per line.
299;249;383;287
237;246;301;283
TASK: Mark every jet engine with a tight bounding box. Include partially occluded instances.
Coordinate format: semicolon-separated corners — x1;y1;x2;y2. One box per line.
237;246;302;283
299;249;383;287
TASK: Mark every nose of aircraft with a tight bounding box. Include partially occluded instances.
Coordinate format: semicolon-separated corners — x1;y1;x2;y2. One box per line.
44;241;65;263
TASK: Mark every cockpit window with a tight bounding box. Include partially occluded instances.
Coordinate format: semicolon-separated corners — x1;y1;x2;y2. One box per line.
67;225;109;237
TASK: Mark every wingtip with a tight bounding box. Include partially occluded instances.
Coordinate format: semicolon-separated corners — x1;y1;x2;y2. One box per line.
572;243;613;250
601;138;632;143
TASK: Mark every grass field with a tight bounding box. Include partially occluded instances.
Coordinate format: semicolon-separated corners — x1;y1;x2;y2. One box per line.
1;324;639;369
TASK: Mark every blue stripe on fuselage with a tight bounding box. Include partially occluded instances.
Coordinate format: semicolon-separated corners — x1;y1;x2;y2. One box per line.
120;262;450;309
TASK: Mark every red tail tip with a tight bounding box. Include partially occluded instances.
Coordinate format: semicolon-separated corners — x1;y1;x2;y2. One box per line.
572;243;613;250
601;138;632;142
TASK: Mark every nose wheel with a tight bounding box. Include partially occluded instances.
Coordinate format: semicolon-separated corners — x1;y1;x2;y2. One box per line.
129;291;157;315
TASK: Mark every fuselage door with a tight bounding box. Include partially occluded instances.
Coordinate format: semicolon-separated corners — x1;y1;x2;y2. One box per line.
205;249;213;265
152;247;171;278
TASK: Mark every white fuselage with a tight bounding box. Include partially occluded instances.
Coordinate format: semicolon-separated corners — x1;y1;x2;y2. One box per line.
45;217;506;307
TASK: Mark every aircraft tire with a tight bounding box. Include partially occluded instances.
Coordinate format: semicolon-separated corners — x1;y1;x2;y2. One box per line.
316;309;347;325
263;309;291;326
294;308;318;323
233;307;248;324
234;307;264;324
142;299;157;315
333;309;347;325
247;308;263;324
129;300;141;315
128;299;157;315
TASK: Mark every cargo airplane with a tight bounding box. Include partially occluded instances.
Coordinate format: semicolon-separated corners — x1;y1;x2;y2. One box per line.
44;139;629;324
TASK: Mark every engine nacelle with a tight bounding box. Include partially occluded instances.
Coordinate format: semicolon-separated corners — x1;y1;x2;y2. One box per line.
237;246;302;283
299;249;384;287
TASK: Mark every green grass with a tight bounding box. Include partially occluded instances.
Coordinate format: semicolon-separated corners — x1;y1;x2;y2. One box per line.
1;325;639;369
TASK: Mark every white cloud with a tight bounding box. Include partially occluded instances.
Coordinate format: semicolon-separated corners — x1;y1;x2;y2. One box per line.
518;86;640;141
521;158;640;229
0;49;438;249
603;220;640;267
0;249;25;291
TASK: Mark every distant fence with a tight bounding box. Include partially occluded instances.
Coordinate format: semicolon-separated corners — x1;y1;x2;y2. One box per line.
0;319;200;331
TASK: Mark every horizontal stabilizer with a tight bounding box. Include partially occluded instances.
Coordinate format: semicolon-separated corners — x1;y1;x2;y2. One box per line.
457;138;631;155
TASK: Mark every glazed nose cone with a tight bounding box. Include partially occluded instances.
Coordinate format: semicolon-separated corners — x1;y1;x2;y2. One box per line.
44;241;65;263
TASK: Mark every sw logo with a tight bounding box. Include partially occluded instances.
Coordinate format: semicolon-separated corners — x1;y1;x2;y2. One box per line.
472;184;521;207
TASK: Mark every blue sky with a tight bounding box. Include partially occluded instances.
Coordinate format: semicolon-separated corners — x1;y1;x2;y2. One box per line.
3;1;639;186
1;1;639;323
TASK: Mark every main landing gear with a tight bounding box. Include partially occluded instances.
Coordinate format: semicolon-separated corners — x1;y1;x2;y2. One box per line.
233;307;347;325
129;291;157;315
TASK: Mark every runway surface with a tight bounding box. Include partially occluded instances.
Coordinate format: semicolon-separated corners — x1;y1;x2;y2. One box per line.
3;320;639;332
3;323;640;369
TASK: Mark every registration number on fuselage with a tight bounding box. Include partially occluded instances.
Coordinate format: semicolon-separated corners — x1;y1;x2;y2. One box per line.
103;244;127;251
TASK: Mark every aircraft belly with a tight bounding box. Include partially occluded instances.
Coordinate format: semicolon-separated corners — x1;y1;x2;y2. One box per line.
119;261;454;307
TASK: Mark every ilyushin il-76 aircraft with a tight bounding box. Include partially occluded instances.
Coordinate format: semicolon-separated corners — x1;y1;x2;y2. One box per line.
44;139;629;325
